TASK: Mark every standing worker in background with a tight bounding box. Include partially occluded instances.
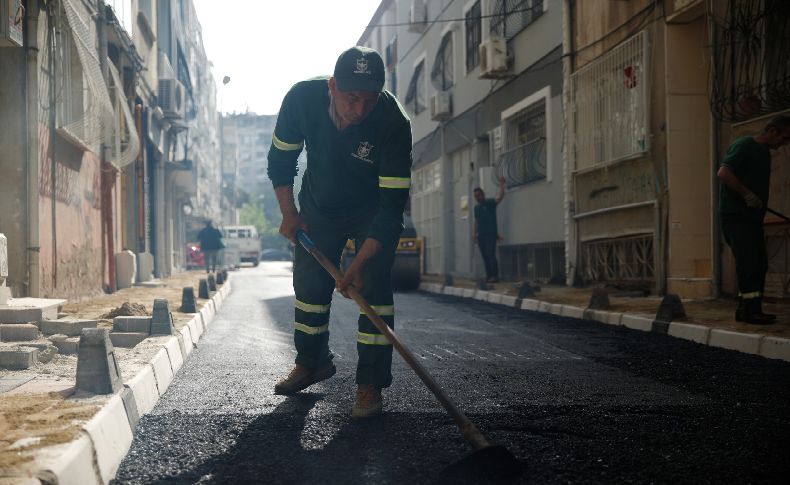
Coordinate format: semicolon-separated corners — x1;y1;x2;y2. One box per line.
267;46;412;418
473;176;506;283
717;115;790;324
197;220;223;274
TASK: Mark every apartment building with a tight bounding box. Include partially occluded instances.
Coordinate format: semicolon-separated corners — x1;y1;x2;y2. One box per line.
360;0;566;283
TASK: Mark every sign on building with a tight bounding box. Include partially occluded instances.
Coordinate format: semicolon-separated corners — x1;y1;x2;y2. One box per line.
0;0;23;47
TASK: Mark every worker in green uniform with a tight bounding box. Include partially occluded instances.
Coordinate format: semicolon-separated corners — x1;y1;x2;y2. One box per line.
266;46;412;418
717;115;790;324
473;176;506;283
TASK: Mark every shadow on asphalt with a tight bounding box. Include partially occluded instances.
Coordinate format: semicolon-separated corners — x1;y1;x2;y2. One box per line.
148;391;521;485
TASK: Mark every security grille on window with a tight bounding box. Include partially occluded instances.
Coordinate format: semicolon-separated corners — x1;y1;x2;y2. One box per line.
710;0;790;122
431;32;454;91
571;30;649;170
56;0;115;154
405;61;426;114
497;99;547;187
465;1;482;72
490;0;544;42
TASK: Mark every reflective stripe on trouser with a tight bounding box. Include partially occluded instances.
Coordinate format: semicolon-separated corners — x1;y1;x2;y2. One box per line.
292;220;398;388
354;244;397;389
292;231;346;369
356;302;395;388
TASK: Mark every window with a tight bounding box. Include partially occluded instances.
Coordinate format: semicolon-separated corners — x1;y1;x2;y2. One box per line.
55;0;114;153
499;99;547;186
431;32;454;91
55;25;84;138
405;60;426;114
490;0;544;42
571;30;649;170
465;1;482;72
385;37;398;96
411;161;443;274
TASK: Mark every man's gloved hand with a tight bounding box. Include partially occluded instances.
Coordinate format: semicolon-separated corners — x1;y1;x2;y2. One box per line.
743;191;763;209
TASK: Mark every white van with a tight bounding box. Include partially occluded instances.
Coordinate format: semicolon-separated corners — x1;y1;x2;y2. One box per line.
222;225;260;266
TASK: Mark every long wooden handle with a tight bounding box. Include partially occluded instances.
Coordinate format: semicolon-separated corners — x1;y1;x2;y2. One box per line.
296;230;490;450
767;207;790;223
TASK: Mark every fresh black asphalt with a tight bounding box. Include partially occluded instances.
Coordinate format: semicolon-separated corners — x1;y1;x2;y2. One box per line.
114;263;790;484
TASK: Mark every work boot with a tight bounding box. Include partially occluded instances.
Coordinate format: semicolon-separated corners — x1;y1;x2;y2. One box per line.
351;385;383;419
736;298;776;325
756;298;777;322
274;361;336;395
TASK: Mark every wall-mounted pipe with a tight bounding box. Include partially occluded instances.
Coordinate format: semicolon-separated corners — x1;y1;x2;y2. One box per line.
24;0;40;297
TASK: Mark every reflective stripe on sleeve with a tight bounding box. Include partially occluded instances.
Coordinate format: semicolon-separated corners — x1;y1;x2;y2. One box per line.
272;134;304;151
295;322;329;335
740;291;761;299
379;176;411;189
359;305;394;316
295;299;331;314
357;332;391;345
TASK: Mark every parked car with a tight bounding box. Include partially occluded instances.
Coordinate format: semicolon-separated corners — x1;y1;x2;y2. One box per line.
186;242;205;269
341;215;421;290
221;225;260;266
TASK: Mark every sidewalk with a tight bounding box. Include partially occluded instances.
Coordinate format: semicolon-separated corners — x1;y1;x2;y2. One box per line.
419;275;790;362
0;269;232;483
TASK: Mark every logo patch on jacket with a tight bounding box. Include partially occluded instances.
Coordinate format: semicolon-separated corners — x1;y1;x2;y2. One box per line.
351;141;374;163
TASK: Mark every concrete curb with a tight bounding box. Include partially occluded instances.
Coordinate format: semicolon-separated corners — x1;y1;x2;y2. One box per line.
421;284;790;364
32;275;234;484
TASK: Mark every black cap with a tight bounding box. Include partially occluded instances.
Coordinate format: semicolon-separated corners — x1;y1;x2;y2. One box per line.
333;46;385;93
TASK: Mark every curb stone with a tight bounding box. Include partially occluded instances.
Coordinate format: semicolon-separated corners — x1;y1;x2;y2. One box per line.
501;295;517;307
561;305;585;319
35;435;97;485
164;336;185;374
487;292;504;305
668;322;711;345
622;314;652;331
150;347;174;395
31;276;233;484
709;329;763;355
124;364;159;416
759;336;790;361
419;280;789;363
82;394;134;483
521;299;539;311
179;327;194;357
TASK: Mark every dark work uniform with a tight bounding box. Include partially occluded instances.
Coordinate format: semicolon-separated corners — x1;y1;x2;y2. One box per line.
197;225;223;273
718;136;771;305
475;198;499;280
267;78;412;389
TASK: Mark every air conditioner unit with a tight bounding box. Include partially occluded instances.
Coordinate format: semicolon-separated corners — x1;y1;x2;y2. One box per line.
158;77;185;119
430;91;452;121
479;36;509;78
407;0;427;33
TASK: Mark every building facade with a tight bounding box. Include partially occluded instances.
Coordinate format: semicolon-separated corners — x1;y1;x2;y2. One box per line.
564;0;790;298
359;0;566;283
0;0;223;300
